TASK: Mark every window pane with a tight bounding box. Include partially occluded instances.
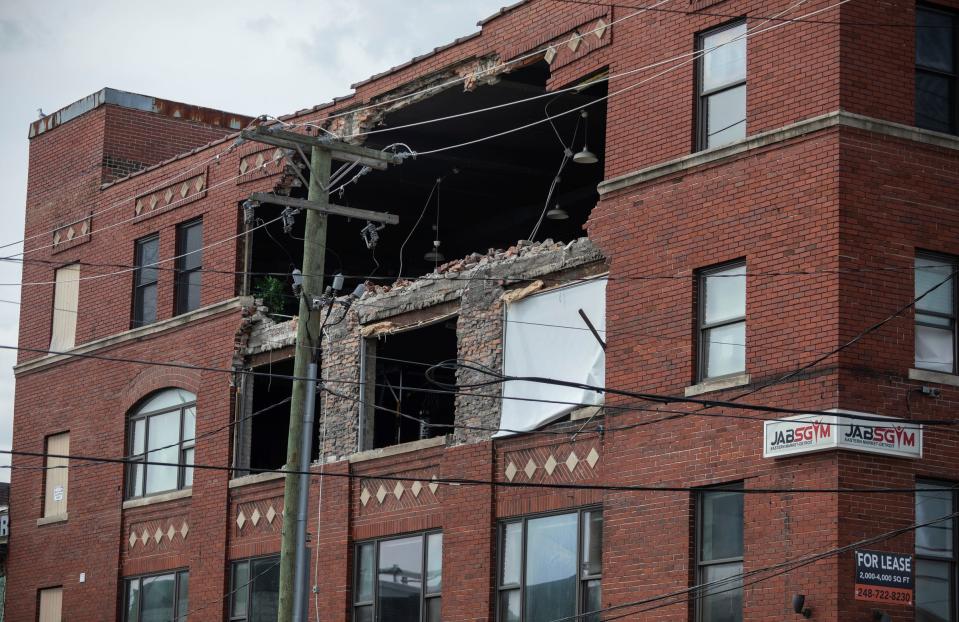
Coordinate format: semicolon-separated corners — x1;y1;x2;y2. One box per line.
583;579;602;622
136;237;160;286
146;411;180;494
377;536;423;622
917;9;955;72
916;257;955;315
354;604;373;622
250;558;280;622
183;448;194;488
183;406;196;441
426;533;443;595
706;85;747;148
126;579;141;622
183;270;202;312
701;562;743;622
705;322;746;378
140;574;176;622
179;222;203;270
525;513;578;622
915;559;952;622
139;389;196;415
704;264;746;324
129;462;144;498
701;490;744;562
582;511;603;576
356;543;374;603
702;23;747;91
501;522;522;586
426;597;442;622
917;486;955;558
176;572;189;622
132;419;146;455
917;71;954;133
232;561;250;618
135;284;158;327
916;324;955;373
499;589;521;622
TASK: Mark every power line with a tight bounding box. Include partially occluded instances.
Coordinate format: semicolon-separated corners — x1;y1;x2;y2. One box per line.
5;342;951;425
5;445;956;494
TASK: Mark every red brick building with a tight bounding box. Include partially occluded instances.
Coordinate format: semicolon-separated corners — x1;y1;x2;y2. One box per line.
9;1;959;620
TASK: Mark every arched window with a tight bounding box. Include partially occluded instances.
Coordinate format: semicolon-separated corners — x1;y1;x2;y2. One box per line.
126;388;196;499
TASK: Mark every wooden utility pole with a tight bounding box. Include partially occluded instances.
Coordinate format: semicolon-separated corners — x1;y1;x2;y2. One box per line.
241;125;401;622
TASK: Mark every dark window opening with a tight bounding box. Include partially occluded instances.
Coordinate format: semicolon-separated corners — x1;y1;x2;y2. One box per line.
174;218;203;315
246;210;304;318
916;6;958;134
235;357;320;475
132;234;159;328
363;320;457;450
247;63;608;297
230;555;280;622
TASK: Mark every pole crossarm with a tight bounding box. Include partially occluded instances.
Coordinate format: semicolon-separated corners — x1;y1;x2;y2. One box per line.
240;126;405;170
249;192;399;225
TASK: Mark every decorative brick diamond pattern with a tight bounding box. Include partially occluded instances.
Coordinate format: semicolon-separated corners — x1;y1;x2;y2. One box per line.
238;148;289;178
357;466;441;515
133;171;208;220
502;443;602;483
126;515;190;557
234;497;283;538
51;216;92;253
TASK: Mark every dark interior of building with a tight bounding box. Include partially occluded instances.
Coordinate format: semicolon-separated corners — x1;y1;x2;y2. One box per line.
249;357;320;470
247;62;608;310
370;321;457;449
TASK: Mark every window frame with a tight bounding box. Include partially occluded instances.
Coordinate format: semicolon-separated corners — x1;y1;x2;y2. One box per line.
122;569;189;622
696;259;747;382
695;482;745;622
42;431;70;518
695;19;748;151
915;251;959;374
916;4;959;134
353;530;443;622
125;390;196;499
915;479;958;622
173;218;203;316
50;262;80;351
132;233;160;328
496;506;603;622
229;554;280;622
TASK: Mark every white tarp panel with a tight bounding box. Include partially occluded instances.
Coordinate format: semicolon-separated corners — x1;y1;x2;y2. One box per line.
497;278;606;436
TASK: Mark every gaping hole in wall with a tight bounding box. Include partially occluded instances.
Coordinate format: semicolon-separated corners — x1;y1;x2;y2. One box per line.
364;320;457;450
246;209;305;317
236;357;320;474
246;63;608;295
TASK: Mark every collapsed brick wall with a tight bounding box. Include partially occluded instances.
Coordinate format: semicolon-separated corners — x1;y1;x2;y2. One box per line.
246;237;606;457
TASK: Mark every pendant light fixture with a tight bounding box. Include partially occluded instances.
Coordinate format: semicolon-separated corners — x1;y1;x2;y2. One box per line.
546;203;569;220
573;110;599;165
424;178;445;263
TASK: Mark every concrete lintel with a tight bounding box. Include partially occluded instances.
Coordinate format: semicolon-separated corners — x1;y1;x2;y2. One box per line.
121;487;192;510
349;435;447;464
684;373;751;398
909;368;959;388
15;296;251;376
598;111;959;196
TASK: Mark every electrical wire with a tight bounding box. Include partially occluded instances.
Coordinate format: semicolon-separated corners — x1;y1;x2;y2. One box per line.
7;444;959;494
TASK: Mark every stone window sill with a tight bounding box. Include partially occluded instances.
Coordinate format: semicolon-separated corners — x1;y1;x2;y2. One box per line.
909;368;959;388
684;373;751;398
122;488;192;510
229;470;287;489
349;435;447;464
37;513;68;526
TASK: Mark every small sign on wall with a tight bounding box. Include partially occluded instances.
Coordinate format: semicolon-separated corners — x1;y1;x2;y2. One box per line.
854;550;913;605
763;410;922;459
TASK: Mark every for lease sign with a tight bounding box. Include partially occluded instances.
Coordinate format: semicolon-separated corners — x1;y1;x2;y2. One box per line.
854;550;913;605
763;410;922;459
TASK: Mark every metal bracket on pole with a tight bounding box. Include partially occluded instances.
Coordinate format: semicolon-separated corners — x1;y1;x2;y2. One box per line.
249;192;399;225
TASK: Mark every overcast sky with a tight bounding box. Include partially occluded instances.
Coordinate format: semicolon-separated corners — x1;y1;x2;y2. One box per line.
0;0;509;481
